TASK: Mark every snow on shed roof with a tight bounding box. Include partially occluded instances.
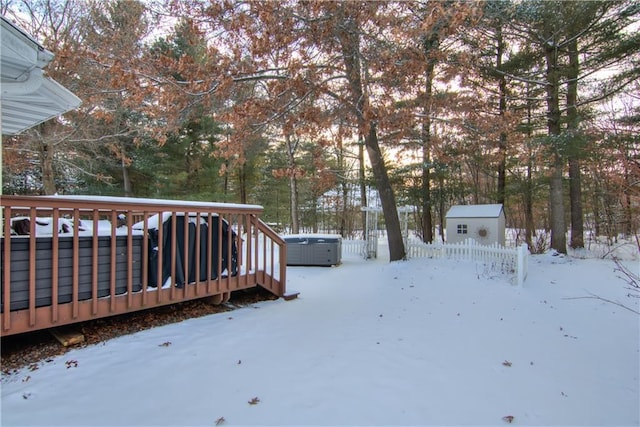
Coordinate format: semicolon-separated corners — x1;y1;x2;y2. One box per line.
445;204;504;218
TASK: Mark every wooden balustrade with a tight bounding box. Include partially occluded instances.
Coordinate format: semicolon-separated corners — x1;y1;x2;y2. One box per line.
0;195;287;336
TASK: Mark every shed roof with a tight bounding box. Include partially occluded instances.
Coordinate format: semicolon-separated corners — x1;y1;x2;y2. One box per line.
1;15;81;135
445;204;504;219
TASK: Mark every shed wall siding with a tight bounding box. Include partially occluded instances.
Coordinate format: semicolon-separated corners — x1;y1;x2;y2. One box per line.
446;216;505;246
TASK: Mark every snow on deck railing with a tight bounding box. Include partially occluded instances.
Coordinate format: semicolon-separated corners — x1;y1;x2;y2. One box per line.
406;239;529;286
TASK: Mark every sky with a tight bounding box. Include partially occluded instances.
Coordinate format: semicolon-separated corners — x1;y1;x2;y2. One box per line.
1;243;639;426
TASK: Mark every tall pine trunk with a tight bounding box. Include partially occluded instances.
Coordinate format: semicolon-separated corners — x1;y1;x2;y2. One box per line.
545;42;567;254
120;143;133;197
285;133;300;234
623;145;633;237
421;120;433;243
289;173;299;234
36;122;57;195
358;136;368;239
340;181;348;237
420;33;437;243
337;136;348;237
364;123;405;260
337;7;405;260
567;39;584;248
496;25;507;205
524;83;536;249
40;140;56;195
238;163;247;205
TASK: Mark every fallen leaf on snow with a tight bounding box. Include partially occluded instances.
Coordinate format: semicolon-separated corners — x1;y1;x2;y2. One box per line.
215;416;225;425
502;415;514;423
502;360;512;367
248;397;260;405
158;341;172;347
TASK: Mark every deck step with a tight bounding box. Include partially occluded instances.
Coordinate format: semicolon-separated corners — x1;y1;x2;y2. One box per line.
283;291;300;301
50;327;85;347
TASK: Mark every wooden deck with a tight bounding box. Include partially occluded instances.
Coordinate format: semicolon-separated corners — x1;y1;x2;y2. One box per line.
0;195;287;337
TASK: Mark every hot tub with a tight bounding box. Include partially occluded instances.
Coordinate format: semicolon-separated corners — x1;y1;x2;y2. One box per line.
1;234;143;312
284;234;342;266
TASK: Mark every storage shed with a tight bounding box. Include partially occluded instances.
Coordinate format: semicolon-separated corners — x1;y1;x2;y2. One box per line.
445;204;506;246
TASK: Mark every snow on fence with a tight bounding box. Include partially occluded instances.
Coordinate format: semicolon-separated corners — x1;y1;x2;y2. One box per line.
406;239;529;286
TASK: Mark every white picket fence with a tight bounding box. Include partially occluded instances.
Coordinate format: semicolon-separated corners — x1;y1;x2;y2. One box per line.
406;239;529;286
341;238;529;286
342;239;368;257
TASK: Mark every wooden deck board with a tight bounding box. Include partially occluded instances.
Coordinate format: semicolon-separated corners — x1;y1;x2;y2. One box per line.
50;327;85;347
283;291;300;301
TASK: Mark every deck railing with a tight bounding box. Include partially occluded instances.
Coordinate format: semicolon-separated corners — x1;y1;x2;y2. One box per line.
0;195;287;337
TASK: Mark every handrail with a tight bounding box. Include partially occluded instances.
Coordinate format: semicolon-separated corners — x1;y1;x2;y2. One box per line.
254;218;287;297
0;195;287;336
0;195;265;215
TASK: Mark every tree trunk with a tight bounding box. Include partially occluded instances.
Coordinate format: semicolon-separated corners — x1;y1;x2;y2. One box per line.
525;160;535;249
420;84;433;243
238;163;247;204
548;135;567;255
120;144;133;197
337;7;405;260
223;160;229;198
623;146;633;237
337;136;348;237
497;133;507;205
438;174;445;242
568;158;583;247
496;25;507;205
286;133;300;234
364;123;405;260
358;136;367;239
311;200;318;233
40;140;56;195
289;173;299;234
592;171;601;237
421;129;433;243
545;43;567;254
523;83;535;249
340;181;348;237
421;32;438;243
624;188;632;238
567;39;584;248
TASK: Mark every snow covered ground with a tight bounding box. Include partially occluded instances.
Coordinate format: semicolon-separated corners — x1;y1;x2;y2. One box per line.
2;247;639;426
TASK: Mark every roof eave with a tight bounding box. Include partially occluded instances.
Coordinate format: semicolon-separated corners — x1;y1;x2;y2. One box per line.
1;15;81;136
